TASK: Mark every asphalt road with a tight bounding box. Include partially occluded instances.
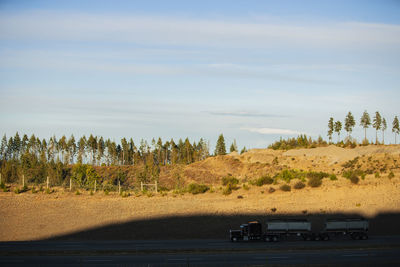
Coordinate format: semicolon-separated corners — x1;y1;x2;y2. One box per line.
1;236;400;266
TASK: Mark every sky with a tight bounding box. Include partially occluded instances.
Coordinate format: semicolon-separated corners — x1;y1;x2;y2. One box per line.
1;0;400;150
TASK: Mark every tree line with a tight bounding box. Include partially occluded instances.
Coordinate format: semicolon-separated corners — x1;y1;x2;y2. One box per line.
327;111;400;145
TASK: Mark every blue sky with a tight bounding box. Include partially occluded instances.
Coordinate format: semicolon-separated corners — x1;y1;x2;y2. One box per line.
1;0;399;149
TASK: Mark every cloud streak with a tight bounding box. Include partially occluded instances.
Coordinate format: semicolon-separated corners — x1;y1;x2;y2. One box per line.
242;127;304;135
1;11;400;48
209;111;287;118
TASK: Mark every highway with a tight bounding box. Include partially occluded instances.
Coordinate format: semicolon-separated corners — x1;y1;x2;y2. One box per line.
1;236;400;266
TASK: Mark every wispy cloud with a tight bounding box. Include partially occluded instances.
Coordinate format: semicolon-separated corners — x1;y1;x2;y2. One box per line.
242;127;304;135
209;111;287;118
1;11;400;48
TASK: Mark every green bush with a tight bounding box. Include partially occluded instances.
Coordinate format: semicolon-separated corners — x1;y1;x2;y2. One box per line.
388;171;395;179
75;190;81;195
121;191;130;198
375;172;380;178
187;183;209;194
14;187;21;194
242;183;250;190
222;185;232;195
293;181;305;189
254;175;273;186
222;175;239;187
280;184;291;192
329;174;337;181
308;177;322;187
306;171;329;180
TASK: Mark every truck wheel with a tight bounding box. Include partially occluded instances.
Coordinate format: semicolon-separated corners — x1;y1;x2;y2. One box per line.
265;236;271;242
232;237;237;242
322;234;329;241
362;234;368;240
314;235;321;241
272;236;278;242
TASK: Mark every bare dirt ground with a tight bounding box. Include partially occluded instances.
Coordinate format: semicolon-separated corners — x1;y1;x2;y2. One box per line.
0;145;399;241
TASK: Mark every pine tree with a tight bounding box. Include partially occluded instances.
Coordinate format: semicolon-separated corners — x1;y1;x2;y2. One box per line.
392;116;400;144
240;146;247;154
327;117;334;144
360;110;371;142
373;111;382;144
381;118;387;144
229;139;238;153
344;111;355;139
0;134;7;160
214;134;226;156
334;121;342;143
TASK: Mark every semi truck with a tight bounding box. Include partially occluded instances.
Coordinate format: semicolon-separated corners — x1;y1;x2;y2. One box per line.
229;218;368;242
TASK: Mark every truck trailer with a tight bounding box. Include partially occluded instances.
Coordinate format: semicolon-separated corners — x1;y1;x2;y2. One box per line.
229;218;368;242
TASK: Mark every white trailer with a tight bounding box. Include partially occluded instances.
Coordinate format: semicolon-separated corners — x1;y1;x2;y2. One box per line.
265;219;313;242
323;219;369;240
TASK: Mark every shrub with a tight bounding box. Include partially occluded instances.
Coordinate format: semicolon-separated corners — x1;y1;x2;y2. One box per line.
388;171;395;179
268;187;276;193
121;191;130;198
329;174;337;181
350;175;359;184
31;187;37;193
222;175;239;187
271;208;277;212
45;188;52;194
254;176;273;186
308;177;322;187
280;184;291;192
375;172;380;178
242;183;250;190
104;189;109;195
237;195;243;199
293;181;305;190
75;190;80;195
222;186;232;195
187;183;209;194
306;171;329;180
14;187;21;194
0;182;6;190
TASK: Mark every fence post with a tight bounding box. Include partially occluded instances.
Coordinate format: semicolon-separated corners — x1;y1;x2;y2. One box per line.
94;180;96;193
118;180;121;194
141;182;143;191
155;181;158;193
22;174;25;187
69;178;72;191
47;176;49;189
0;173;2;184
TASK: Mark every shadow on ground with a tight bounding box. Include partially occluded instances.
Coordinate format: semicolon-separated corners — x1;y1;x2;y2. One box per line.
44;212;400;241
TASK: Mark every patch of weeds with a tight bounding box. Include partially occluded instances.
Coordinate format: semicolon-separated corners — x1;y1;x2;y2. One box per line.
388;171;395;179
375;172;380;178
242;183;250;190
14;187;21;194
161;191;168;197
350;175;359;184
75;190;81;195
261;190;264;194
308;177;322;187
104;189;109;195
90;190;94;196
146;191;154;197
121;191;130;198
31;187;37;193
45;188;52;194
253;175;273;186
306;171;329;180
187;183;209;194
222;175;239;187
342;157;359;168
280;184;291;192
356;203;361;207
268;187;275;193
271;208;277;213
302;210;308;214
329;174;337;181
294;181;305;190
222;186;232;195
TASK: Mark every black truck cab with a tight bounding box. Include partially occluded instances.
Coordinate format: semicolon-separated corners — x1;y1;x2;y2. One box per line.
230;221;262;242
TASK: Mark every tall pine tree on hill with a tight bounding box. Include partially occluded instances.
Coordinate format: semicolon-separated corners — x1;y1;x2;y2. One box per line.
214;134;226;156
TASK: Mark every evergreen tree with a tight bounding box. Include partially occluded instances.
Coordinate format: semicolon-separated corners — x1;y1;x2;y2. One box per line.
68;135;77;164
229;139;238;153
360;110;371;142
214;134;226;155
334;121;342;143
13;132;21;159
344;111;355;139
381;118;387;144
240;146;247;154
0;134;7;160
327;117;334;143
373;111;382;144
393;116;400;144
